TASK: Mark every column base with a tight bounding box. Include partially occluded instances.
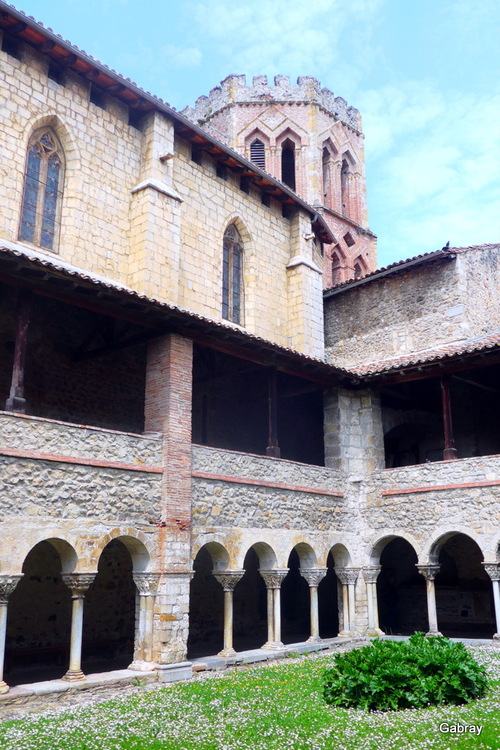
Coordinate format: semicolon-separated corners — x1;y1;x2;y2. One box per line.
306;635;323;644
425;631;442;637
365;628;384;637
62;669;86;682
0;681;9;695
492;633;500;641
128;659;158;672
261;641;285;650
217;647;237;657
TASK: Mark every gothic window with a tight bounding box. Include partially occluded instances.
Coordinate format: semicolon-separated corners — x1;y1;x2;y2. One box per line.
341;158;349;214
250;138;265;170
322;147;331;205
281;138;296;191
331;252;342;285
222;224;243;324
19;128;64;251
353;255;366;279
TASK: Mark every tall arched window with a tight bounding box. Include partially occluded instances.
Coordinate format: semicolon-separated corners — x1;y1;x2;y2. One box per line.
340;158;349;214
222;224;243;324
250;138;265;170
331;252;342;285
19;128;65;251
281;138;296;191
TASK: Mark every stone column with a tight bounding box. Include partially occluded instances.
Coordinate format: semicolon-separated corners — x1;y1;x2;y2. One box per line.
260;570;288;649
482;563;500;640
61;573;96;681
336;568;360;634
362;566;384;636
130;572;161;669
214;571;244;657
0;575;23;694
301;568;327;642
417;565;441;636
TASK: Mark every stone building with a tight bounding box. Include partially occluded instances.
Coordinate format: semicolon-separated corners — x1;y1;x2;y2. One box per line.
0;2;499;695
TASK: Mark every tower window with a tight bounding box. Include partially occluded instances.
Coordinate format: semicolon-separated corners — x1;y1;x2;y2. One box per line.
343;231;355;247
222;224;243;324
281;138;296;191
250;138;265;170
19;128;65;251
341;158;349;214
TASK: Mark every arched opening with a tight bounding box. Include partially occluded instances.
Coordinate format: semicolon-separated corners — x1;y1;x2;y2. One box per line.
281;138;296;191
434;533;495;637
318;552;339;638
5;540;73;685
281;549;310;643
331;252;342;285
222;223;243;325
233;547;268;650
187;544;226;658
340;158;349;215
376;538;426;634
250;138;266;170
81;539;136;673
19;127;65;251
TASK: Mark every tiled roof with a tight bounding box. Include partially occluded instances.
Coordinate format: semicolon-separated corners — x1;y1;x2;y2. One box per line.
0;242;350;382
324;248;456;296
352;329;500;377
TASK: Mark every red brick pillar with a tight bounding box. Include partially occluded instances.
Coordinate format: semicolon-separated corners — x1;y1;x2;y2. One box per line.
145;333;193;531
145;334;194;664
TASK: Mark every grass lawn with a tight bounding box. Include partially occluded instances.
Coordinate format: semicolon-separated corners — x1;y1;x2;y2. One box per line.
0;646;499;750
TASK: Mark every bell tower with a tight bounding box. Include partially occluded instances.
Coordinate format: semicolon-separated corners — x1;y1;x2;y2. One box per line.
183;75;377;287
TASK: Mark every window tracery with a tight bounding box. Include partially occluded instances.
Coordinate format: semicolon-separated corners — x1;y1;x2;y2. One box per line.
19;128;64;251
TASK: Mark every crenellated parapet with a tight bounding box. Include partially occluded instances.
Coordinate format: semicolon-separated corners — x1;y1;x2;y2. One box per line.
182;74;361;131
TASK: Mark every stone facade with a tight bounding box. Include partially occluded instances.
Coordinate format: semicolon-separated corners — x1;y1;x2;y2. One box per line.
0;3;499;698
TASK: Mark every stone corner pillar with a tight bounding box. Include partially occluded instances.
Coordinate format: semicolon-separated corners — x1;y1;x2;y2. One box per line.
416;564;442;636
362;566;384;636
0;574;23;694
260;569;288;650
130;572;162;670
301;568;327;642
214;570;244;657
61;573;96;682
482;563;500;640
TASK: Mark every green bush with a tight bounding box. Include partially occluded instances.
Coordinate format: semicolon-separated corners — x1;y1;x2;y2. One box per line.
322;633;488;711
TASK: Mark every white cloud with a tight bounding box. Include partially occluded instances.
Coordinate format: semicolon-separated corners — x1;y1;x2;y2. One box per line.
192;0;386;78
364;86;500;262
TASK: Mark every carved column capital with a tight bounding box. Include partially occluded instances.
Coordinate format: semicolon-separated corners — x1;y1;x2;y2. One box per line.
62;573;96;597
301;568;328;587
213;570;245;591
0;574;23;602
336;567;360;585
260;569;288;589
417;564;441;581
482;562;500;581
362;566;381;584
133;572;161;596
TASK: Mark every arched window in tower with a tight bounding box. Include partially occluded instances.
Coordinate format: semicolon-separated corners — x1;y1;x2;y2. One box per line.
322;148;331;206
222;223;243;324
331;252;342;285
19;128;65;251
250;138;265;170
281;138;296;191
341;158;349;216
353;255;366;280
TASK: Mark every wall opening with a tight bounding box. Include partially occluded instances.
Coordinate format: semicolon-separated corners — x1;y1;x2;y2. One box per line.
318;552;339;638
187;547;224;658
435;534;494;637
82;539;136;673
376;538;426;634
233;548;267;651
5;541;71;685
281;139;296;191
281;550;310;643
1;283;147;432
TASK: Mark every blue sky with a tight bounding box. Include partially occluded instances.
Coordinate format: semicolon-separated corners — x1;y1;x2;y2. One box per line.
14;0;500;268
